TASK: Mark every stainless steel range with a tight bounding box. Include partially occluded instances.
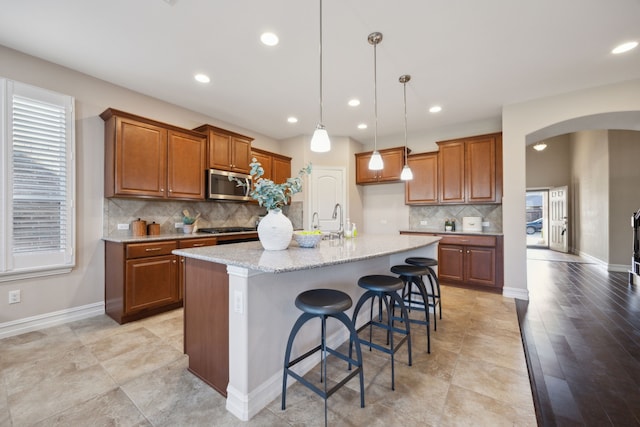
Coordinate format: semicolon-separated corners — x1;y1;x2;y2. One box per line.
197;227;257;234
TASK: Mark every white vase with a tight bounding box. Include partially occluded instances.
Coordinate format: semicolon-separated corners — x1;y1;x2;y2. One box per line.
183;224;194;234
257;209;293;250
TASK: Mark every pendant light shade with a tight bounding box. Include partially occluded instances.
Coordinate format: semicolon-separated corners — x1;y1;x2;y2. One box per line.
533;141;547;151
311;124;330;152
368;32;384;171
399;74;413;181
311;0;331;152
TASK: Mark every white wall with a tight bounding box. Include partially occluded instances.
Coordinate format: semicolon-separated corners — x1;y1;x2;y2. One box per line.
570;130;610;262
0;45;280;329
503;78;640;299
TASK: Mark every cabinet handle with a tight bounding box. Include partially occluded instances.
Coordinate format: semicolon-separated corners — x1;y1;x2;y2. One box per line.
466;250;470;254
192;243;205;247
169;189;172;192
459;249;463;253
181;258;185;263
173;260;177;264
145;247;163;252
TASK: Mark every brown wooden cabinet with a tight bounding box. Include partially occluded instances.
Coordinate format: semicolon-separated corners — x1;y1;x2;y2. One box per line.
251;147;292;184
437;132;502;204
194;124;254;174
101;109;206;200
105;240;182;324
405;152;438;204
400;231;503;290
355;146;407;184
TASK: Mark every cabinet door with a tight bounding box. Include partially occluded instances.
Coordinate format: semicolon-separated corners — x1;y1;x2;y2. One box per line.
466;136;496;203
272;155;291;184
405;152;438;204
167;130;207;199
208;131;232;170
231;137;252;173
115;117;167;197
438;244;464;282
465;246;496;287
438;141;465;203
251;150;272;180
379;148;405;182
125;255;179;314
355;153;378;184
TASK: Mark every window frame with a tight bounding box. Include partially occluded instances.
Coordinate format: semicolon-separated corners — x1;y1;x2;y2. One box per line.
0;78;76;282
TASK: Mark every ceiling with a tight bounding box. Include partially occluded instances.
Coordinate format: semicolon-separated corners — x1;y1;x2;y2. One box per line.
1;0;639;143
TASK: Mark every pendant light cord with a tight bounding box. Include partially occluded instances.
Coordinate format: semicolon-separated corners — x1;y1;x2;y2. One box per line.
319;0;324;125
373;40;378;151
403;79;407;164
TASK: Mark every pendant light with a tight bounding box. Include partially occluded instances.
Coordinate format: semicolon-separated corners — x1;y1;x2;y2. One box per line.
399;74;413;180
533;141;547;151
368;32;384;170
310;0;331;152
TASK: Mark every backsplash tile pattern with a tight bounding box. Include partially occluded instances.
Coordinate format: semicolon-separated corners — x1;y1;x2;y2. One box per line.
409;204;502;233
104;199;303;237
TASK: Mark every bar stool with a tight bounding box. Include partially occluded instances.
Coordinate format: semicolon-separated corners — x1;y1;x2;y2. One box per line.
390;264;431;353
405;256;442;328
350;275;412;391
281;289;365;425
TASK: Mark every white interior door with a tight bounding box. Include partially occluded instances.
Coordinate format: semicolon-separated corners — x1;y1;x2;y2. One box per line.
549;185;569;253
308;167;346;232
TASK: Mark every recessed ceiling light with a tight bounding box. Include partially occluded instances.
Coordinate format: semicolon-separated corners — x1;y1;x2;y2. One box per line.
260;32;279;46
357;123;367;130
348;99;360;107
287;116;298;124
612;41;638;54
429;105;442;113
194;73;210;83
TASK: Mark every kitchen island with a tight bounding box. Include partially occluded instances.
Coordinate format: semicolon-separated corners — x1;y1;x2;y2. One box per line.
173;234;440;421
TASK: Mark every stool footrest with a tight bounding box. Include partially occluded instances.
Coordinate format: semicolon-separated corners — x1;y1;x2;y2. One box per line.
284;366;362;401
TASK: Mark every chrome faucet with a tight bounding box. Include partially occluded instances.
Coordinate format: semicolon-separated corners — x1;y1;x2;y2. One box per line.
311;212;320;230
331;203;344;238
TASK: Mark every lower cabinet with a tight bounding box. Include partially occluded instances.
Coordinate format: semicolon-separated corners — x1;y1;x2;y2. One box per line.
106;240;183;324
400;232;503;290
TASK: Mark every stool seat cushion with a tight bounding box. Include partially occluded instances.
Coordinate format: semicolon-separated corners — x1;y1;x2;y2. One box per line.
405;257;438;267
357;275;404;292
391;264;429;277
295;289;352;315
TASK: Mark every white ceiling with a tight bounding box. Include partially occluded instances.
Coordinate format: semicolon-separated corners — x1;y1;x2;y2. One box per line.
1;0;639;143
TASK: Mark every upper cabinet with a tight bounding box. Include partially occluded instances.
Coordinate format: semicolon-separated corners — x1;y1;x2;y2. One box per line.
251;147;291;184
405;152;438;204
437;132;502;204
102;109;206;200
355;146;407;185
194;124;254;174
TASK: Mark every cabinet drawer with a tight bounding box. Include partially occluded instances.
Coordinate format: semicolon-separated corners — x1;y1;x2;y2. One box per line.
438;234;496;247
179;237;218;248
126;241;177;259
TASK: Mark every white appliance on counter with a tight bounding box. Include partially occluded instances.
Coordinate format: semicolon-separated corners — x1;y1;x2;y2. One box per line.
462;216;483;232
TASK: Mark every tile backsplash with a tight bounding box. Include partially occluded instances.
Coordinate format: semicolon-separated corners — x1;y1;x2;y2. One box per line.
104;198;303;237
408;204;502;233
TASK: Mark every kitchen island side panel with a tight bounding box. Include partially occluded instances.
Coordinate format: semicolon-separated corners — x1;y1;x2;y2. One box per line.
183;258;229;396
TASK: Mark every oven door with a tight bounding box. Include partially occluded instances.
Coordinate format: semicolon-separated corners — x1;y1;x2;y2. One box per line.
207;169;253;202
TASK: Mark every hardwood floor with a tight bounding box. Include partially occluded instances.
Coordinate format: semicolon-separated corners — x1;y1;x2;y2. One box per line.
518;249;640;426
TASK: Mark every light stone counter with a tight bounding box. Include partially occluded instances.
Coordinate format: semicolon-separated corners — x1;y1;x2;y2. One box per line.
173;234;441;273
176;234;440;421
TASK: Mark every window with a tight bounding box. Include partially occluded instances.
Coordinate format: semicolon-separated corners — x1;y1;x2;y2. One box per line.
0;78;75;281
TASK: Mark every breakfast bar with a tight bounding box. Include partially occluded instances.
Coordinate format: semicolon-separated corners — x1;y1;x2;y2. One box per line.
173;234;440;421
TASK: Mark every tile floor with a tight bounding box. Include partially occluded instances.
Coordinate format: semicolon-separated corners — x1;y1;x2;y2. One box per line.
0;286;536;426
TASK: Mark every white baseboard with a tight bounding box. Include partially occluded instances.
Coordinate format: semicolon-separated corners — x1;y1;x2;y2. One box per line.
608;263;630;272
502;286;529;301
0;302;105;339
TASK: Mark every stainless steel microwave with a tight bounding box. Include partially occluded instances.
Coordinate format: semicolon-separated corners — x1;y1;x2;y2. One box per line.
207;169;253;202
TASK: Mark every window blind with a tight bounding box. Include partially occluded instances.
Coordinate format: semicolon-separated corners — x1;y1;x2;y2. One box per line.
12;96;69;254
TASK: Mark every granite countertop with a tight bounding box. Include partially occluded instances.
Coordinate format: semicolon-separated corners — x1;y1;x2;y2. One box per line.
400;229;503;236
173;234;441;273
102;230;257;243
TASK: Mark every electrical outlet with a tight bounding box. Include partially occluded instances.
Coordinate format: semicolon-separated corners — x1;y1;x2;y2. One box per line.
420;220;428;225
233;290;243;314
8;290;20;304
175;222;183;228
117;223;129;230
482;221;490;227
